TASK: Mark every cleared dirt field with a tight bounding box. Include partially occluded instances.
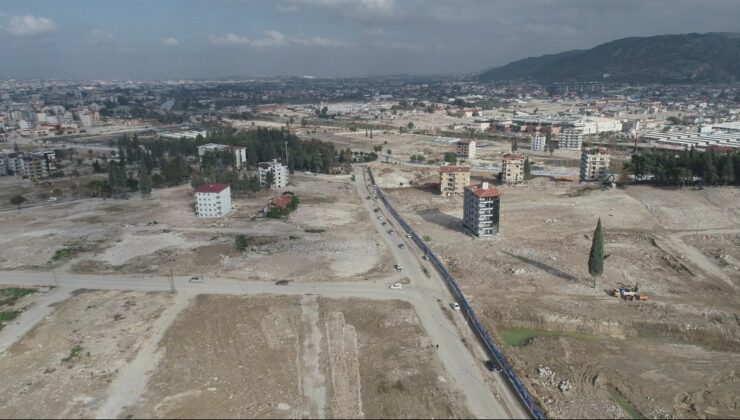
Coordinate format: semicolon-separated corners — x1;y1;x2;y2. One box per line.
376;166;740;419
127;295;469;419
0;290;172;418
0;173;390;283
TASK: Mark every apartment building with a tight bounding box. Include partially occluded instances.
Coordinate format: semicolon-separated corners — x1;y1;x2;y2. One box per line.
502;153;525;184
257;159;289;189
456;139;476;159
197;143;248;169
463;182;501;237
558;128;584;150
439;166;471;196
531;134;546;152
194;183;232;217
3;151;56;179
580;147;611;182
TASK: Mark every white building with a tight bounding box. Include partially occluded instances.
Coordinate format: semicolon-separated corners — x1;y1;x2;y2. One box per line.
456;140;476;159
258;159;289;188
80;113;93;127
194;183;232;217
463;182;501;237
197;143;248;169
502;153;525;184
161;130;208;140
531;134;546;152
580;148;611;182
559;128;584;150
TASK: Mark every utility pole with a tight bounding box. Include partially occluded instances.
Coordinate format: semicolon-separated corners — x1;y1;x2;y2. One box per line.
168;269;176;294
52;269;58;287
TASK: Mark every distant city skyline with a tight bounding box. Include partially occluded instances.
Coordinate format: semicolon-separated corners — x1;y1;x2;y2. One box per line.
1;0;739;80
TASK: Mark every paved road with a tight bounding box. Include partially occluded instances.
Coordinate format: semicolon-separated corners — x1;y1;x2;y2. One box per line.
355;165;528;419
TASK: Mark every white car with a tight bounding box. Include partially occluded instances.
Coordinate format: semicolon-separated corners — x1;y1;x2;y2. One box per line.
189;275;204;283
394;264;403;272
389;283;402;290
451;302;461;311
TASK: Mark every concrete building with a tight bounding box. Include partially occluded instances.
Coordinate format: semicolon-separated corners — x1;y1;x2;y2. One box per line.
80;112;93;128
531;134;546;152
463;182;501;237
3;151;56;179
439;166;471;196
502;153;525;184
456;140;476;159
197;143;248;169
580;147;610;182
194;183;232;218
559;128;584;150
258;159;289;189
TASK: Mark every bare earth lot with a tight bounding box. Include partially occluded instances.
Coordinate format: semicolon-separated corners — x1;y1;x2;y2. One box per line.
127;295;469;419
0;290;172;418
376;164;739;419
0;173;390;283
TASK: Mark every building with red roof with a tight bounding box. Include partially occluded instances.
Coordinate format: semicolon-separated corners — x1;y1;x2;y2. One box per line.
194;183;232;217
463;182;501;237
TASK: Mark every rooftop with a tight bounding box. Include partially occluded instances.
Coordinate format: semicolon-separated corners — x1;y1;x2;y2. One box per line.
466;184;501;198
194;183;230;193
439;166;471;174
503;153;525;160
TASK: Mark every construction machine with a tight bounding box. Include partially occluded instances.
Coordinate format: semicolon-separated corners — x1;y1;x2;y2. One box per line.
612;282;649;301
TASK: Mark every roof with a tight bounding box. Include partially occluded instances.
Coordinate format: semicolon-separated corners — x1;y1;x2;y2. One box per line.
503;153;525;160
194;183;230;193
466;185;501;198
439;166;471;174
457;139;472;145
586;147;609;155
270;194;291;209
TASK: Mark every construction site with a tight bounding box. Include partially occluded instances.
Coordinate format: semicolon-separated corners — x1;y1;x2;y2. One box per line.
373;162;739;419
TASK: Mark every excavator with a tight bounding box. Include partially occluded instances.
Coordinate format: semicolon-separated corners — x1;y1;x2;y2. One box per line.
612;282;649;301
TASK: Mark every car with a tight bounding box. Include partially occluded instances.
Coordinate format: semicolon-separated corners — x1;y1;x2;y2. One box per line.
485;360;503;373
47;196;57;202
275;280;290;286
394;264;403;272
422;255;428;260
451;302;461;311
377;216;383;220
382;221;387;226
389;283;402;290
189;275;204;283
398;244;405;249
387;229;394;234
405;233;412;238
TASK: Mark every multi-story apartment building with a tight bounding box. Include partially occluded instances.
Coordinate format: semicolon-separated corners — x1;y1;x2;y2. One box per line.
3;151;56;179
197;143;248;169
194;183;232;217
439;166;471;196
502;153;525;184
80;112;93;128
463;182;501;237
257;159;289;189
456;139;476;159
531;134;546;152
558;128;584;150
580;147;611;182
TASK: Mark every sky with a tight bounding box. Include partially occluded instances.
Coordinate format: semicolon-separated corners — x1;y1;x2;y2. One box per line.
0;0;738;80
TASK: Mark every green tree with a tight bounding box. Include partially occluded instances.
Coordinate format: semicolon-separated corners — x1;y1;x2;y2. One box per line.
234;234;249;252
524;157;531;178
265;170;275;189
511;139;518;152
588;218;604;287
443;152;458;165
9;194;26;210
370;129;373;139
139;161;152;195
407;122;414;129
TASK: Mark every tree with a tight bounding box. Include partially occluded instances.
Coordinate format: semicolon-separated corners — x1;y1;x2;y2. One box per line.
265;170;275;189
139;161;152;195
443;152;458;165
9;194;26;210
588;218;604;288
407;122;414;129
92;160;103;173
511;139;518;152
234;234;249;252
370;129;373;139
524;157;531;178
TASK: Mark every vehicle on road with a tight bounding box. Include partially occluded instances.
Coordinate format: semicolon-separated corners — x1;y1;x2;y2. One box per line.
398;243;405;249
394;264;403;272
47;197;57;202
387;229;394;234
451;302;461;311
406;233;412;238
377;215;383;220
422;255;428;260
382;221;387;226
389;283;402;290
485;359;503;373
275;279;290;286
189;275;204;283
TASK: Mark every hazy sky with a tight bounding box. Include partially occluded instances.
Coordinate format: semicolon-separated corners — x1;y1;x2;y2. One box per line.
1;0;738;80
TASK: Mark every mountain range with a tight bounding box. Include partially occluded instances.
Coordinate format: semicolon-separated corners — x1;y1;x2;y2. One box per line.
479;32;740;84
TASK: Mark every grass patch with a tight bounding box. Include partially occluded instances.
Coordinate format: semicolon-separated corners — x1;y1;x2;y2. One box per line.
562;186;597;198
500;327;594;347
61;345;84;363
288;235;300;240
0;310;21;323
0;287;37;306
51;246;84;262
606;385;644;419
422;235;431;242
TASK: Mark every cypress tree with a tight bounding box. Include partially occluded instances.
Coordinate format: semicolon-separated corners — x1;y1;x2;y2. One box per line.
524;157;531;178
588;218;604;285
511;139;518;152
139;161;152;195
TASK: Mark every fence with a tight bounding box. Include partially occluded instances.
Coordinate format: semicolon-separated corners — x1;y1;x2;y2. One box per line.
366;167;545;419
